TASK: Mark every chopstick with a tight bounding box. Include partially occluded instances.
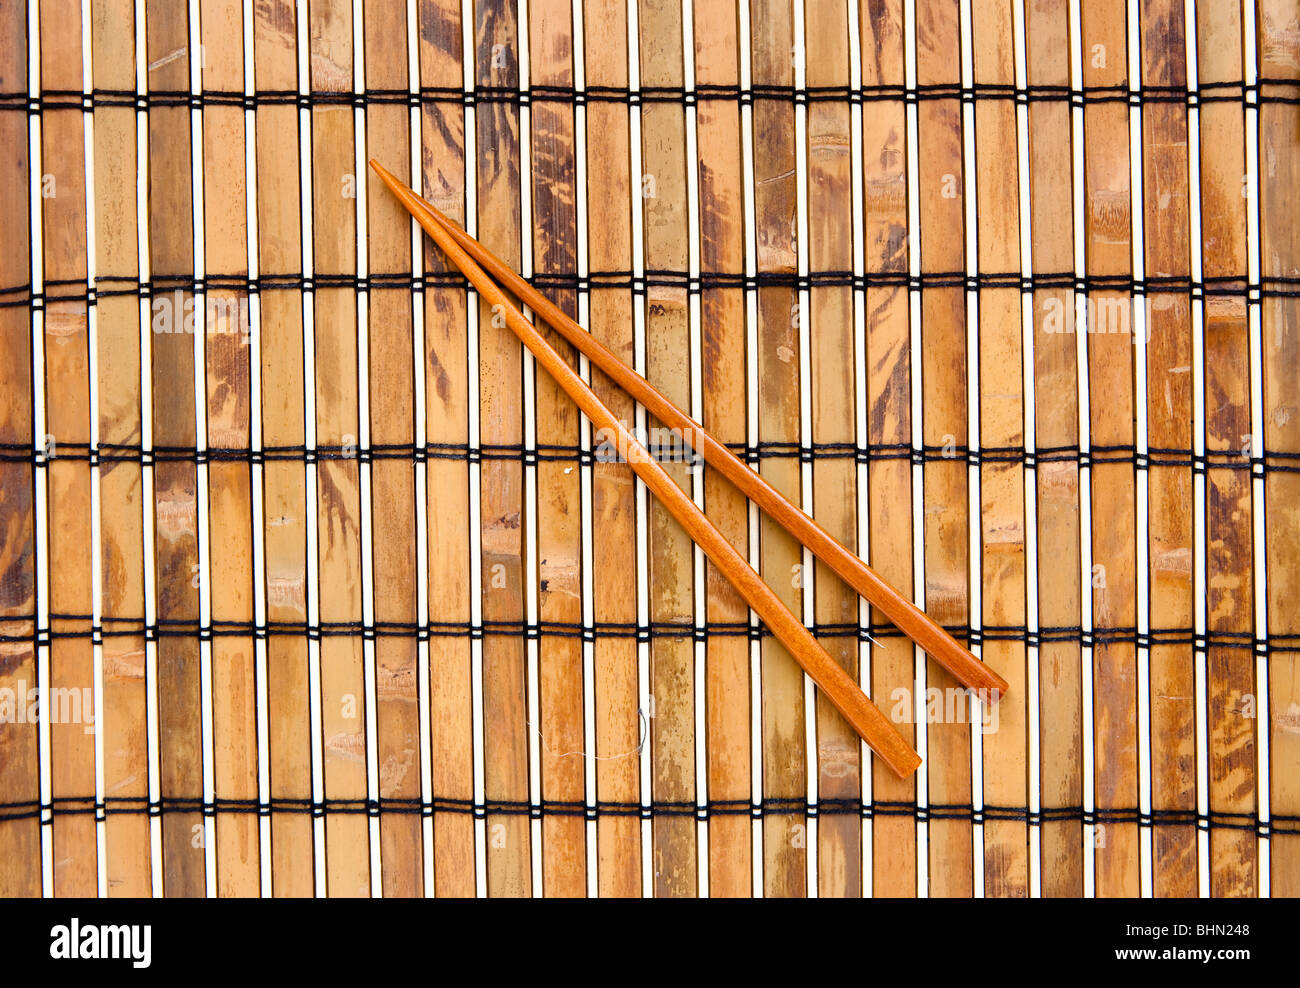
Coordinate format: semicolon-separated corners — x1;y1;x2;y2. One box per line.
370;158;922;779
373;161;1008;704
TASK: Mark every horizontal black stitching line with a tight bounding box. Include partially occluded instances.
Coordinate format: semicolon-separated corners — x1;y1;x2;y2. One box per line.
0;797;1291;836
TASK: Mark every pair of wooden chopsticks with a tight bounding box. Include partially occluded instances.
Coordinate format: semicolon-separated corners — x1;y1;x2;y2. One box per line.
370;158;1007;778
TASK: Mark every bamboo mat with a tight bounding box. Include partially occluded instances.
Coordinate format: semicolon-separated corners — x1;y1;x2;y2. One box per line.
0;0;1297;898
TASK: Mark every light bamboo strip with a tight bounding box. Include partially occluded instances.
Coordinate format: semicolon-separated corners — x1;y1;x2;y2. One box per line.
916;0;973;898
364;0;423;898
527;0;586;896
93;0;152;897
638;0;697;897
146;0;206;896
200;0;259;897
418;0;477;898
40;0;98;896
806;0;861;898
583;0;642;898
1258;0;1300;900
860;0;918;897
0;0;40;900
1140;0;1199;898
473;0;531;897
694;0;752;898
310;0;370;896
973;0;1028;898
1025;0;1083;898
253;0;314;897
1080;0;1140;898
751;0;806;899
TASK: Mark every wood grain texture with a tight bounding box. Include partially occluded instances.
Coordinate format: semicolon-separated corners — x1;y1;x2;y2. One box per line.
41;0;98;896
916;0;973;898
474;0;531;897
93;0;152;898
1025;0;1082;898
0;0;40;899
751;0;806;899
973;0;1028;899
418;0;476;898
583;0;642;898
310;0;370;896
694;0;751;898
201;0;259;898
1141;0;1198;898
1258;0;1300;899
528;0;586;897
638;0;697;897
1081;0;1139;898
364;0;422;898
860;0;917;897
253;0;314;897
146;0;206;897
806;0;861;898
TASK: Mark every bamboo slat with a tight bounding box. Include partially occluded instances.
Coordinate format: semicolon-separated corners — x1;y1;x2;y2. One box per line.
584;0;642;899
806;0;861;898
1197;0;1255;899
638;0;696;898
527;0;586;897
693;0;751;898
916;0;973;898
0;0;40;900
474;0;531;897
860;0;917;898
364;0;422;898
40;0;98;896
93;0;152;898
1258;0;1300;900
146;0;206;897
1025;0;1083;899
1080;0;1140;898
200;0;259;897
1140;0;1198;898
418;0;476;898
253;0;314;897
310;0;370;897
972;0;1028;898
751;0;805;899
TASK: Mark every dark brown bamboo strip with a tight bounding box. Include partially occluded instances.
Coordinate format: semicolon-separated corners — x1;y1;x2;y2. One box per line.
1141;0;1198;898
364;0;422;898
751;0;806;899
40;0;97;896
638;0;697;897
1025;0;1083;899
1258;0;1300;900
860;0;917;898
973;0;1027;898
146;0;206;896
527;0;586;897
1081;0;1140;898
1198;0;1255;899
806;0;861;898
310;0;370;896
474;0;531;897
417;0;476;898
694;0;751;898
253;0;314;897
916;0;973;898
93;0;152;898
583;0;642;899
0;0;40;900
200;0;259;897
